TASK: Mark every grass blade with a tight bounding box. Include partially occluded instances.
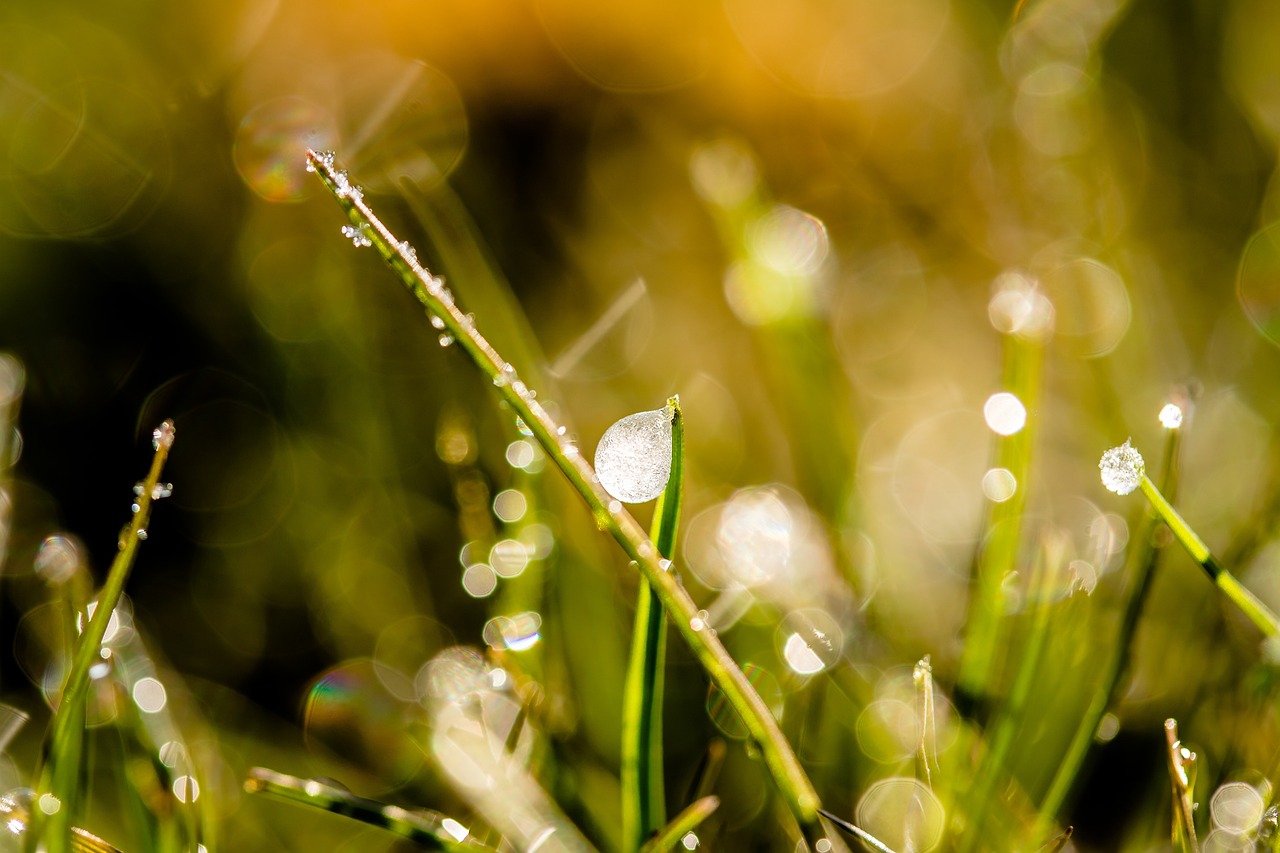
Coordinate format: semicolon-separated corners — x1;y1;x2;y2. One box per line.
637;795;718;853
623;396;683;851
306;151;822;829
245;768;495;851
32;420;176;853
1163;719;1200;853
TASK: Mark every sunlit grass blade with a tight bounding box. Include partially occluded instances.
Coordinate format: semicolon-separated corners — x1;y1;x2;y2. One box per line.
245;768;495;851
306;151;822;829
623;396;683;851
1037;826;1073;853
32;420;176;853
957;328;1043;716
913;656;937;789
637;795;718;853
962;533;1064;852
1036;407;1183;835
1163;719;1200;853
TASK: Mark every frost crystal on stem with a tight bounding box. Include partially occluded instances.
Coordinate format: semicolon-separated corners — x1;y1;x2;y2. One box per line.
1099;439;1145;495
594;407;674;504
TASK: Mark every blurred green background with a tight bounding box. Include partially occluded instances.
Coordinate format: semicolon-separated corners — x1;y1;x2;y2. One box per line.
4;0;1280;849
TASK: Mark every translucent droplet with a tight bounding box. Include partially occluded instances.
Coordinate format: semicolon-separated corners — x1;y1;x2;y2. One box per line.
1160;403;1184;430
340;224;372;248
1099;440;1145;495
136;529;148;541
151;482;173;500
515;417;533;437
151;420;176;451
430;314;446;330
438;333;454;347
690;610;711;632
658;558;672;572
594;407;674;504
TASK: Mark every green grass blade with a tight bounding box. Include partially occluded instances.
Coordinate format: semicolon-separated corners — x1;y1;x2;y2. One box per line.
31;420;176;853
306;151;822;829
245;768;497;851
623;397;683;851
637;795;717;853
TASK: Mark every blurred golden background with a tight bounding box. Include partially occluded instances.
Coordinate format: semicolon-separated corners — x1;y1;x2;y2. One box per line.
4;0;1280;849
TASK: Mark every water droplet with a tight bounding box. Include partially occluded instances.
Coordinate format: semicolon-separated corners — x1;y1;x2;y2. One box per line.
136;529;148;540
430;314;446;330
1159;403;1184;430
493;363;516;388
131;502;141;514
400;241;418;264
340;224;372;248
1099;439;1145;495
515;417;533;437
151;483;173;500
512;381;528;397
152;420;176;451
690;610;711;632
594;407;674;504
132;482;145;496
438;333;454;347
659;558;672;572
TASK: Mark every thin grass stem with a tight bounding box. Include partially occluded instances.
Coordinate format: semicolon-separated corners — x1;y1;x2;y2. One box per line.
623;397;683;851
637;796;718;853
816;807;900;853
245;768;494;851
306;151;822;827
31;420;175;853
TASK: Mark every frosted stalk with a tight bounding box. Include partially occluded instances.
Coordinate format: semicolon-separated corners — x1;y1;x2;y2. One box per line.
1099;440;1145;495
594;407;673;504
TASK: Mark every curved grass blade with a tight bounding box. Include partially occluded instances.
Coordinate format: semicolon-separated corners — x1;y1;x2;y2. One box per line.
306;151;822;829
245;768;496;851
623;397;683;851
32;420;176;853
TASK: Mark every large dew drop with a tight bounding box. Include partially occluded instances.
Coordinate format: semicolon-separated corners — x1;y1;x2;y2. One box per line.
594;407;673;504
1099;439;1145;495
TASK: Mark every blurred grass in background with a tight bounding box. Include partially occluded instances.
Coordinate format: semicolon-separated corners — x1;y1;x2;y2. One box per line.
4;0;1280;849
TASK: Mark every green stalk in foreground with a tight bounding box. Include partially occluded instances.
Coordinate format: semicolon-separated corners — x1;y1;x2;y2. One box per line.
622;397;683;852
1099;439;1280;637
1036;415;1183;836
32;420;176;853
305;151;824;830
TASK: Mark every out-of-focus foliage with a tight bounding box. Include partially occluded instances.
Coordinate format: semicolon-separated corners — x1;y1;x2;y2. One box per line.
3;0;1280;850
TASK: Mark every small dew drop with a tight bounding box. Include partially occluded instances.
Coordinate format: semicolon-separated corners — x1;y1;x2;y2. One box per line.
137;529;148;540
400;241;418;264
131;502;141;514
594;407;674;504
690;610;711;632
659;558;673;572
430;314;446;330
438;333;455;347
515;417;533;437
1099;440;1145;495
152;420;176;451
132;482;145;496
151;482;173;500
1159;403;1184;430
340;224;372;248
512;381;528;397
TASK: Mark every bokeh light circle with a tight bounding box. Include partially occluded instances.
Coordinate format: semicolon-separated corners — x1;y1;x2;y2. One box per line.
233;97;337;202
855;777;945;852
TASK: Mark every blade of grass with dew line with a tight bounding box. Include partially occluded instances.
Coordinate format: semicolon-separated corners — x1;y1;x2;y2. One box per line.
245;768;495;851
637;796;718;853
30;420;176;853
957;330;1043;718
1035;409;1184;836
305;150;824;831
623;396;683;852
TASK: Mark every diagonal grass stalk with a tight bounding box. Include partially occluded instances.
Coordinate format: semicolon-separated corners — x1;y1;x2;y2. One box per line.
245;767;495;851
1163;719;1200;853
305;151;824;828
31;420;175;853
622;397;683;851
1136;474;1280;637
